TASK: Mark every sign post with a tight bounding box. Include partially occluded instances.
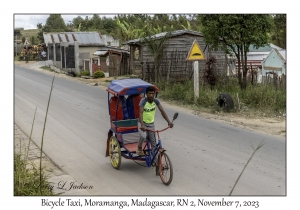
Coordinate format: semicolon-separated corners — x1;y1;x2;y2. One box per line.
186;39;206;103
193;61;199;103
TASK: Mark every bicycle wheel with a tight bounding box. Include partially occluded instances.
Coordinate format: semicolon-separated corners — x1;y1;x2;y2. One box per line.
109;136;121;169
158;152;173;185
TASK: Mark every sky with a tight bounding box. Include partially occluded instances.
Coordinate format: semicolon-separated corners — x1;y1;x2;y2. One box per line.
14;14;116;30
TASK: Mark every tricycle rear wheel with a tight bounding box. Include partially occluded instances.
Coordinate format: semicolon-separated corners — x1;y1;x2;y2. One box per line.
158;152;173;185
109;136;121;169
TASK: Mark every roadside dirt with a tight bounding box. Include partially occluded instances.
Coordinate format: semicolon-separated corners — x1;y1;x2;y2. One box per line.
14;61;286;138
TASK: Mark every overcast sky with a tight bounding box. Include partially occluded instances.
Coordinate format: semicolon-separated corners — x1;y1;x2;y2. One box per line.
14;14;118;30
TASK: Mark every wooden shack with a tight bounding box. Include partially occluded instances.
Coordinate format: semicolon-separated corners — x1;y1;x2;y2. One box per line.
124;29;227;82
93;46;130;77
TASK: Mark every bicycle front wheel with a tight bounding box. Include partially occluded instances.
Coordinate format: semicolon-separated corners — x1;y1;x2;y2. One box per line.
158;152;173;185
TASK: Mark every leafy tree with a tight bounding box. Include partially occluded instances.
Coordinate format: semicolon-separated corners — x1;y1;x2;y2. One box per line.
37;14;68;43
43;14;67;32
271;14;286;49
37;23;43;30
30;35;37;45
72;16;84;30
199;14;273;90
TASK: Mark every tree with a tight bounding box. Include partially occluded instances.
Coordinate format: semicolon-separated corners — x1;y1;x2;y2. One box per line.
37;23;43;30
199;14;273;90
37;14;68;43
271;14;286;49
43;14;67;32
203;56;218;90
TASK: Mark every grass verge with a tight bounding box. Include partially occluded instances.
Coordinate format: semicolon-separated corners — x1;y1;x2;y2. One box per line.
156;78;286;117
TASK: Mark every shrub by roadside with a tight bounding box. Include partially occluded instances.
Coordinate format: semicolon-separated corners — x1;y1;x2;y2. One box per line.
93;70;105;78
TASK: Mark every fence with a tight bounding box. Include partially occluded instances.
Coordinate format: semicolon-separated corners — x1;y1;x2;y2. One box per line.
245;72;286;89
143;50;227;83
261;74;286;89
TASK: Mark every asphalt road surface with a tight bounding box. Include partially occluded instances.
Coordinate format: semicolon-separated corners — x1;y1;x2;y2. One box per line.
14;65;286;196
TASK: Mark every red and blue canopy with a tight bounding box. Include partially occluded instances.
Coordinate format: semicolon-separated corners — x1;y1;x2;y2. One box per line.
107;78;158;96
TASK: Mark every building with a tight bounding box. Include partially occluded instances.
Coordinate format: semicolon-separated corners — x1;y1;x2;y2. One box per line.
43;32;119;74
93;46;130;77
262;48;286;76
233;43;283;71
123;29;227;82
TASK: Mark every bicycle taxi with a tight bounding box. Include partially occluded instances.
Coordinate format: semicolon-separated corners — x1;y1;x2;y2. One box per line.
105;78;178;185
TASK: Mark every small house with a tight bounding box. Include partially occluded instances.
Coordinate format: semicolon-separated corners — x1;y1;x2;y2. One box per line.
123;30;227;82
93;46;130;77
262;48;286;76
232;43;283;72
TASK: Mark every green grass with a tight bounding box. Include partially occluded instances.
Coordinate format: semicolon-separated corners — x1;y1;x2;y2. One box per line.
14;154;55;196
40;66;54;72
18;29;40;39
156;78;286;116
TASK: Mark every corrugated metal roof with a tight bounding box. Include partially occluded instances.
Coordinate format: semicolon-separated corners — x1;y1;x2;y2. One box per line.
278;50;286;60
93;51;107;56
263;48;286;63
93;46;129;56
248;43;283;52
43;32;105;46
123;29;203;45
247;54;269;61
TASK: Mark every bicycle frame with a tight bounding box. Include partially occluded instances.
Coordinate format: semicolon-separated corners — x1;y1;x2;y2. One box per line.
143;127;170;167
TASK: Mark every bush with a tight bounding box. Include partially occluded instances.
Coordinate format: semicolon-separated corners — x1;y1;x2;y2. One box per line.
79;70;90;76
94;70;105;78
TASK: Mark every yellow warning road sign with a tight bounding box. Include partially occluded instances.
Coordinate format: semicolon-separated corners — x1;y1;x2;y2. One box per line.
186;39;206;61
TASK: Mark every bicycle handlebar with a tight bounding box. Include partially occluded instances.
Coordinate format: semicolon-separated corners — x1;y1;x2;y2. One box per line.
144;126;170;133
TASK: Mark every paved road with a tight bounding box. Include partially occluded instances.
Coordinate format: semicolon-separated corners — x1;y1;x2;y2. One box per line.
14;65;286;195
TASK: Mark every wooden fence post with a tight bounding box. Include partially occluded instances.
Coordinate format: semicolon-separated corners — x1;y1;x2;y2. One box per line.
236;93;240;111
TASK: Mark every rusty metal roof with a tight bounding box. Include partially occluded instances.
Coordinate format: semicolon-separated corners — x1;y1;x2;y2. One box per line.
123;29;203;45
43;32;105;46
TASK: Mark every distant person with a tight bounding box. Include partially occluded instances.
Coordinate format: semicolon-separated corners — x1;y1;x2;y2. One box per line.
41;50;46;61
26;48;29;63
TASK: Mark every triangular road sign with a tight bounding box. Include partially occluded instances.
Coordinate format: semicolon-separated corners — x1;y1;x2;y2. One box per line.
24;39;29;45
186;39;206;61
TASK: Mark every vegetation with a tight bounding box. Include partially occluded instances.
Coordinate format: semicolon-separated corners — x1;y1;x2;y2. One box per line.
199;14;274;90
16;14;285;49
142;32;171;83
93;70;105;78
157;78;286;116
14;154;54;196
79;70;90;77
270;14;286;49
40;66;54;71
15;14;285;115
